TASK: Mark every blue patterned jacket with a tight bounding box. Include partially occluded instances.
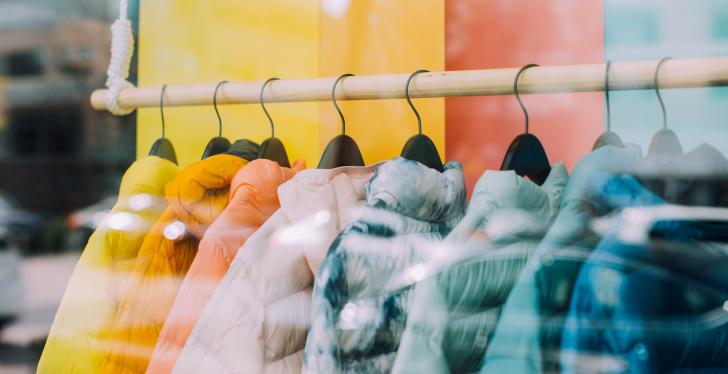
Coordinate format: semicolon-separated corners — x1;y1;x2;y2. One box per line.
303;158;467;373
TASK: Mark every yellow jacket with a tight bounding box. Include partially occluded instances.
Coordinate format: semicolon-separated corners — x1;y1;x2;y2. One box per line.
100;154;247;374
37;156;179;374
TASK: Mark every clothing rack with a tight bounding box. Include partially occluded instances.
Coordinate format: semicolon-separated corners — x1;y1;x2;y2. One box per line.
90;56;728;112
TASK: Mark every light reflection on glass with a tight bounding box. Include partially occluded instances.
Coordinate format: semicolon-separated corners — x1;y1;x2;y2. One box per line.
163;220;186;240
406;264;427;283
322;0;350;18
272;209;332;246
337;302;377;330
105;212;141;231
129;193;154;211
92;212;109;228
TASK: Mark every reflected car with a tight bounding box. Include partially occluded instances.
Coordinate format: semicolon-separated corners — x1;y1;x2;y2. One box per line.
65;196;116;251
0;226;23;327
0;191;42;253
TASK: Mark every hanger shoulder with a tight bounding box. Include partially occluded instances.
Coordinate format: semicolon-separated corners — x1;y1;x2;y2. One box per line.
318;135;365;169
202;137;231;159
648;129;683;156
259;137;290;167
149;138;178;164
228;139;260;161
501;133;551;185
401;134;444;172
592;131;624;151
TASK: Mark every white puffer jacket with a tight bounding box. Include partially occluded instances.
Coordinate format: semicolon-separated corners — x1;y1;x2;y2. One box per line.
172;165;378;374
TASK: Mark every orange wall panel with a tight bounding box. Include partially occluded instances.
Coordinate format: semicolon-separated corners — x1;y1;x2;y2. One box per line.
319;0;445;165
446;0;605;191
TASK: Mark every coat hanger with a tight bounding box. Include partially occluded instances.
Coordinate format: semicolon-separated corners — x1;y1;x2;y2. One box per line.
400;70;444;172
255;78;290;167
593;60;625;150
148;84;178;164
201;81;232;159
647;57;683;156
500;64;552;186
318;73;365;169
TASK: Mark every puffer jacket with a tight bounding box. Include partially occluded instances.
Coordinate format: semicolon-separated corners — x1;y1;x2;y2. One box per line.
101;154;248;374
37;156;178;374
393;163;568;374
482;144;727;373
146;159;305;374
562;218;728;374
303;158;468;373
481;145;647;373
172;164;379;374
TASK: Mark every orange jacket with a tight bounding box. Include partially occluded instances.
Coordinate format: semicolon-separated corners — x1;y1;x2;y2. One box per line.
100;154;247;374
146;159;305;374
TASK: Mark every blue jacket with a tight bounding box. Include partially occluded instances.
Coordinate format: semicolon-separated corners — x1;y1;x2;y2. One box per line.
561;219;728;373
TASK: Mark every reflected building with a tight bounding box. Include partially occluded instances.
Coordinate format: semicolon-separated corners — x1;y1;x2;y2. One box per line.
0;0;138;250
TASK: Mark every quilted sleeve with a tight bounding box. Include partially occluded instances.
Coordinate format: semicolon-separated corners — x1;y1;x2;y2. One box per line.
173;211;313;374
101;211;198;374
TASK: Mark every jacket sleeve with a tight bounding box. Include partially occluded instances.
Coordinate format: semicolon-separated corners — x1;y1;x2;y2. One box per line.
302;230;348;374
38;227;124;373
101;211;198;374
146;234;230;373
394;238;535;374
304;215;439;373
174;210;313;374
479;255;545;374
391;275;451;374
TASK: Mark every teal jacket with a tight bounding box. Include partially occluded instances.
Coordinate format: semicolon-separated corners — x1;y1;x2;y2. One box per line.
392;163;568;374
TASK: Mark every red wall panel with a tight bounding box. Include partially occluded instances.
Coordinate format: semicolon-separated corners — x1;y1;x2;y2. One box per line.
446;0;605;192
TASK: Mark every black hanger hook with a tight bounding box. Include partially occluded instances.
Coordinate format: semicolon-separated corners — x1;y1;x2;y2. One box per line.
159;84;167;139
332;74;354;136
605;61;612;132
514;64;539;134
213;80;228;137
406;70;430;135
260;78;280;138
654;57;671;130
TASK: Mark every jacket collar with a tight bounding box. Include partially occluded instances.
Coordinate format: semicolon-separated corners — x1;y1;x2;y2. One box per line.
164;154;247;239
364;158;467;226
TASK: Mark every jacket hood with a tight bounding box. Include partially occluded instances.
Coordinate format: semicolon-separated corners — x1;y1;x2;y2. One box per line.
277;163;379;275
230;159;306;203
223;159;306;234
364;158;467;225
278;163;379;224
164;154;247;239
450;162;569;241
118;156;179;198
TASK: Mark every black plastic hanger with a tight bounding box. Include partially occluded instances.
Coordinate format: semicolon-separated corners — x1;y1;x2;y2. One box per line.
148;84;178;164
400;70;444;172
201;81;232;159
500;64;552;186
647;57;683;156
256;78;290;167
593;61;625;150
318;74;365;169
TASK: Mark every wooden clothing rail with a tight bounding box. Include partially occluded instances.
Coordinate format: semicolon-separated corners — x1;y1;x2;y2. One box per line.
91;56;728;112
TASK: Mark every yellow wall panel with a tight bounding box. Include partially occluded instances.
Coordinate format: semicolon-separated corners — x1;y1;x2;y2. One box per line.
319;0;446;164
137;0;320;166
